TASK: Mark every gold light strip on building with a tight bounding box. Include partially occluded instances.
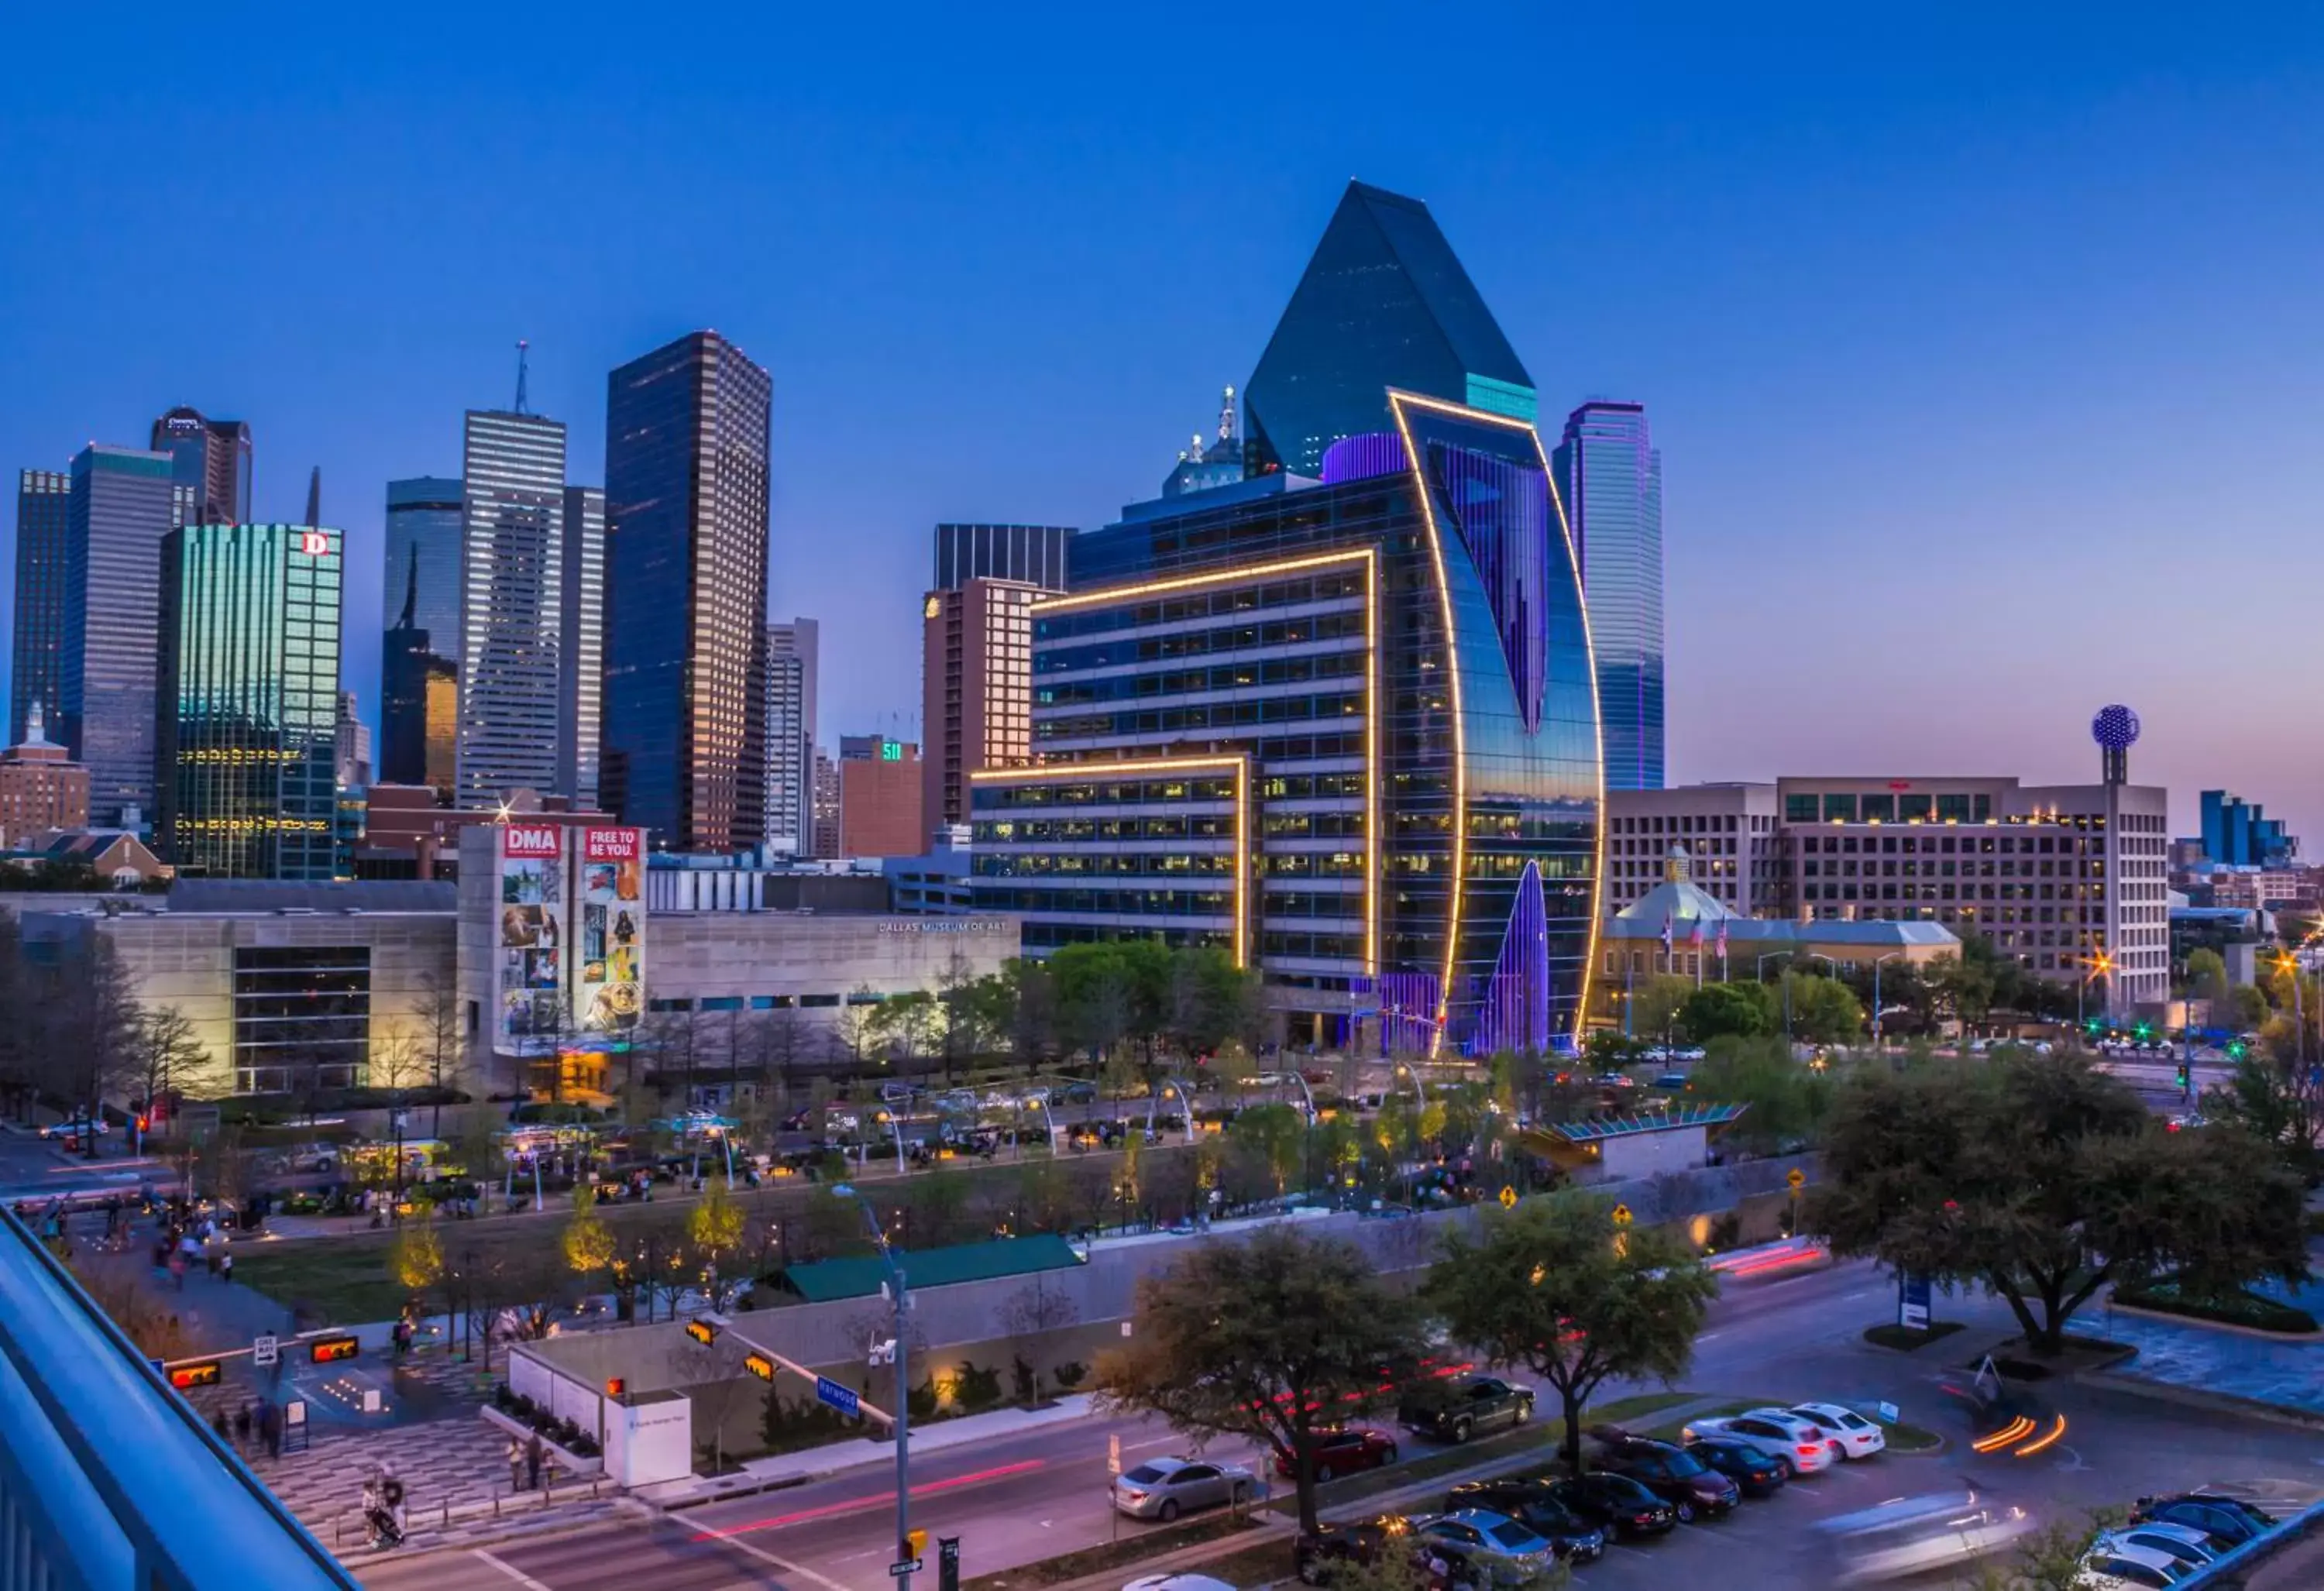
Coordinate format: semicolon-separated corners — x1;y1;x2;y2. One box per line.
969;754;1251;969
1030;548;1378;613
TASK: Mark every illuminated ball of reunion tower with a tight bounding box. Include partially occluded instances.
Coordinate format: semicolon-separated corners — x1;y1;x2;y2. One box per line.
2091;703;2140;784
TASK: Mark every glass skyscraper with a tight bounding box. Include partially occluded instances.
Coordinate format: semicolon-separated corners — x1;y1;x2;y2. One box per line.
1552;401;1664;792
933;523;1074;591
456;411;567;807
559;484;605;808
380;476;462;793
763;617;819;854
12;469;70;747
1242;183;1538;479
156;523;342;879
383;476;463;666
150;407;253;526
975;393;1601;1054
60;444;187;829
602;330;772;853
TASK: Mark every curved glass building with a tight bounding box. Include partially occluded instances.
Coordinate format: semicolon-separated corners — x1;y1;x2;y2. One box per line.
972;393;1600;1053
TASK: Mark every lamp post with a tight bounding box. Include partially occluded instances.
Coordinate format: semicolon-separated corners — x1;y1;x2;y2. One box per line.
1756;952;1796;1050
1868;953;1903;1050
834;1185;913;1591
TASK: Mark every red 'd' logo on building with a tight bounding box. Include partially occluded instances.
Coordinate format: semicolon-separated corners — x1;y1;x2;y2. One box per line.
585;827;641;862
503;824;562;859
298;530;330;556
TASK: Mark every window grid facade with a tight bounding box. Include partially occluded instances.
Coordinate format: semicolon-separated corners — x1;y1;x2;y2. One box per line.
923;579;1043;830
457;411;567;806
12;469;70;747
61;445;188;828
232;944;370;1093
156;524;342;880
1553;401;1663;792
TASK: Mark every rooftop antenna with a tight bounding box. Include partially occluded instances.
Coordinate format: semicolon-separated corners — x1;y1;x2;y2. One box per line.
1218;383;1237;445
514;339;531;415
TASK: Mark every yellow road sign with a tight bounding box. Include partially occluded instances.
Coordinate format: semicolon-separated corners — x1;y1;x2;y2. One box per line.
1611;1204;1633;1228
1498;1185;1517;1209
1787;1167;1806;1191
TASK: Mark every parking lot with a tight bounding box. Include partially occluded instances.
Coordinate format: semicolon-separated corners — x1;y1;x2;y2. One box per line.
1422;1385;2324;1588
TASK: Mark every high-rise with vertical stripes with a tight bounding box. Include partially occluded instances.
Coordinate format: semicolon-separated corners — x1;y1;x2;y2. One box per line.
1554;400;1664;792
60;444;189;828
602;330;772;853
559;485;605;808
456;410;568;806
12;469;70;747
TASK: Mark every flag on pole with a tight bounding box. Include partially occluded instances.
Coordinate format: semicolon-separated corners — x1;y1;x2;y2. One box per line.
1715;920;1729;961
1659;913;1673;953
1688;919;1705;948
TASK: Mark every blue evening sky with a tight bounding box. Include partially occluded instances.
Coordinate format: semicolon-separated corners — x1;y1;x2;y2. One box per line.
4;5;2321;835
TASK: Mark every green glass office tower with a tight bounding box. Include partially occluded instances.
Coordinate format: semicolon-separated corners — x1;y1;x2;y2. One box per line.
1242;183;1538;478
156;524;342;879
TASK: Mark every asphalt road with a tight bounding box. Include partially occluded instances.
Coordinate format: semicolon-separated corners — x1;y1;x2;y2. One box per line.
361;1256;2324;1591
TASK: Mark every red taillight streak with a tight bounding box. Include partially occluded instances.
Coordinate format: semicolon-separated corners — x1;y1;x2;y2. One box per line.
693;1459;1047;1540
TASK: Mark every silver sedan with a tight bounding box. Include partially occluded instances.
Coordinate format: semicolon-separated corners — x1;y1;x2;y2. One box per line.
1111;1457;1257;1521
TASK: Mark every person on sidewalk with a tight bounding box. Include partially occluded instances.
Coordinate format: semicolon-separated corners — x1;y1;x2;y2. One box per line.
524;1433;544;1492
219;1251;234;1286
506;1437;524;1492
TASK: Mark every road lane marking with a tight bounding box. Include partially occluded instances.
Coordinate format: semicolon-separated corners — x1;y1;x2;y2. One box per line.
710;1530;858;1591
1122;1435;1182;1452
695;1459;1047;1540
472;1549;555;1589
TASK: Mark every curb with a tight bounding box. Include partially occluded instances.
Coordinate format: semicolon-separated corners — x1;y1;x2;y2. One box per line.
2082;1370;2324;1434
333;1496;654;1569
2104;1300;2324;1342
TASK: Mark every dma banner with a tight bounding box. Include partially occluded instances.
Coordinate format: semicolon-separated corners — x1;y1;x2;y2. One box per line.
497;823;568;1042
576;826;646;1032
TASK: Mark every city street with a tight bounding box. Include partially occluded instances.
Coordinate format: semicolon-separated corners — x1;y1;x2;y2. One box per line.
358;1256;2324;1589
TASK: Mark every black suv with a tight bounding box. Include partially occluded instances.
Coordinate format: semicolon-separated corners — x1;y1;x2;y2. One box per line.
1442;1480;1607;1562
1543;1473;1677;1540
1591;1436;1740;1522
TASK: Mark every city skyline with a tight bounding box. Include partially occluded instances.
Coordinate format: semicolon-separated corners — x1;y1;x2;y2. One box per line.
3;9;2319;841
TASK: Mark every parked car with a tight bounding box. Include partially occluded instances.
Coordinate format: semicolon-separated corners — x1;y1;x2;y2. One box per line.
1441;1480;1606;1562
1410;1511;1556;1586
1788;1402;1888;1459
1590;1435;1739;1521
1294;1515;1411;1585
1276;1426;1398;1482
1542;1473;1677;1540
1110;1457;1255;1521
1681;1411;1840;1476
2128;1494;2276;1550
1122;1576;1238;1591
2094;1524;2218;1574
1397;1376;1534;1443
1679;1433;1789;1496
2075;1539;2195;1589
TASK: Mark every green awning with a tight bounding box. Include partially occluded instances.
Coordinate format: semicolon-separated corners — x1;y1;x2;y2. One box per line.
777;1234;1084;1303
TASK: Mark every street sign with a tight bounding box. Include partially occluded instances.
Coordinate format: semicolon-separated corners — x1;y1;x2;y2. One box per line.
1498;1185;1517;1209
1786;1167;1806;1191
253;1332;279;1369
1610;1204;1633;1228
890;1562;923;1578
1875;1401;1900;1424
281;1397;310;1455
815;1376;861;1419
1899;1273;1932;1332
1108;1434;1122;1476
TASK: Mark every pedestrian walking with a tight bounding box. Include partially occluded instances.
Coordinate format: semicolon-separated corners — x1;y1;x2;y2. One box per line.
524;1432;544;1492
219;1252;234;1285
505;1437;524;1492
259;1400;281;1458
234;1404;254;1446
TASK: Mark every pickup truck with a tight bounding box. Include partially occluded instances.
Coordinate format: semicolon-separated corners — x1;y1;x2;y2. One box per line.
1397;1375;1535;1442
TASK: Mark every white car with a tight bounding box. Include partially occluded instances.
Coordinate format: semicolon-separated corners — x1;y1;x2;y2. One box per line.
1682;1410;1840;1475
1789;1402;1886;1459
1123;1578;1237;1591
2092;1524;2216;1575
2077;1538;2195;1589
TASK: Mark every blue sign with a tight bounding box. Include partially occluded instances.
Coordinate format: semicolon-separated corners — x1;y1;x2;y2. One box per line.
816;1376;861;1418
1899;1273;1932;1332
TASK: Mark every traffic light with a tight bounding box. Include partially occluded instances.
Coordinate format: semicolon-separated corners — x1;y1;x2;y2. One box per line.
904;1528;928;1562
2228;1039;2247;1060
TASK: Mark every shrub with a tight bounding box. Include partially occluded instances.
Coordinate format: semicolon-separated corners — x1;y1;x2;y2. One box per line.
1052;1360;1087;1391
955;1360;1003;1413
2114;1279;2319;1335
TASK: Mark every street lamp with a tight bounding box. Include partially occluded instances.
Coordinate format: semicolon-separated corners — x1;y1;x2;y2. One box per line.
834;1185;914;1591
1867;953;1904;1049
1756;952;1796;1049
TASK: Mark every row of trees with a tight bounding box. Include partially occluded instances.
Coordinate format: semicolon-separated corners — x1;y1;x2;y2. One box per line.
1095;1201;1711;1534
